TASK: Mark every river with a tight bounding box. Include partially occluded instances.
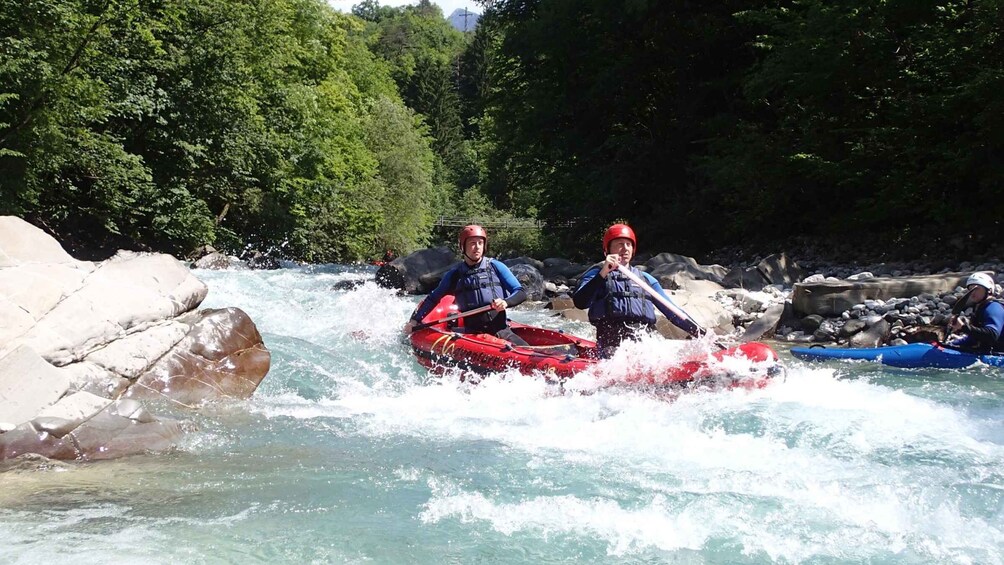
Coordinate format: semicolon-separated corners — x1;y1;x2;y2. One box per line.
2;264;1002;564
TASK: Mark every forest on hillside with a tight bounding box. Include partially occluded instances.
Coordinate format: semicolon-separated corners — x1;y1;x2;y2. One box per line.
1;0;1001;261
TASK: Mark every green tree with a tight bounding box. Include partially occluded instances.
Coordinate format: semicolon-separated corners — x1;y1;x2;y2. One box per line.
479;0;761;253
363;95;440;253
702;0;1004;250
357;2;475;188
1;0;450;261
477;0;1003;257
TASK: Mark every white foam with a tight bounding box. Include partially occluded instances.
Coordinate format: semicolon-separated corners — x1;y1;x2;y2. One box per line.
420;483;714;555
198;268;415;344
419;475;1004;562
187;266;1004;562
0;505;174;564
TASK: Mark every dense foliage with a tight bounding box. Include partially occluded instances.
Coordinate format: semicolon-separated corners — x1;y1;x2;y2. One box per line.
2;0;1000;261
477;0;1004;257
0;0;454;261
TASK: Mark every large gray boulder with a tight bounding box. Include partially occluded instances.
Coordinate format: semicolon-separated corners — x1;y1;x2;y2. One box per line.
375;247;455;294
849;318;892;348
655;279;734;337
508;264;545;301
655;270;698;291
0;216;270;461
540;258;590;280
644;253;727;284
757;253;806;286
545;295;588;323
740;304;786;342
193;251;246;270
792;273;971;316
504;256;545;271
722;267;769;291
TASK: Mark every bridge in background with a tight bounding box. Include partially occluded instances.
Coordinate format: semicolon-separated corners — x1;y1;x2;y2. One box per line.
433;217;576;231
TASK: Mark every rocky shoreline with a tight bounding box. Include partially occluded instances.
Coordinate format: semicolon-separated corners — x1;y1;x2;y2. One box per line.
374;247;1002;348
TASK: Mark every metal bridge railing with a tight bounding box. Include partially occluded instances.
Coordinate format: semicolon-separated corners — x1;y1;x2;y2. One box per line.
433;217;576;230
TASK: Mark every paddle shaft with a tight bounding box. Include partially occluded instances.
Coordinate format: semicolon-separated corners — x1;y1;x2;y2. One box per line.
412;304;494;331
606;264;726;349
612;264;712;340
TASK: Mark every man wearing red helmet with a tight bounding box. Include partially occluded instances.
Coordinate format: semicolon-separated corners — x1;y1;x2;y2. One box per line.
573;223;703;357
404;225;528;345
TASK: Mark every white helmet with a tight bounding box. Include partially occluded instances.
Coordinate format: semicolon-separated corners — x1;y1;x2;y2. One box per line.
966;272;996;293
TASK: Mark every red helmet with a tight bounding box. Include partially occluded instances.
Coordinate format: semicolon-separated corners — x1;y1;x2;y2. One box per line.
603;223;636;253
458;224;488;249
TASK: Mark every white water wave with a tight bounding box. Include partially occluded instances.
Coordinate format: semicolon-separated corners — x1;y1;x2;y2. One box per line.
420;476;1004;563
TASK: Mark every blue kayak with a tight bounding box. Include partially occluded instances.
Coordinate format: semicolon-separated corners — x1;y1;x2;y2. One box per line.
790;343;1004;369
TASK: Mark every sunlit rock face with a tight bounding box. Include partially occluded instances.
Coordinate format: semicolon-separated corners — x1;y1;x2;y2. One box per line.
792;273;970;316
125;308;271;406
0;390;183;461
0;216;270;461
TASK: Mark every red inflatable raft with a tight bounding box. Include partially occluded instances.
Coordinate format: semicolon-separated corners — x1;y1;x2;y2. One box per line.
409;296;782;388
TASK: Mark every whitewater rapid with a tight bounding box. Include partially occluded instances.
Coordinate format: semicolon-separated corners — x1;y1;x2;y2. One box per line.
1;264;1002;564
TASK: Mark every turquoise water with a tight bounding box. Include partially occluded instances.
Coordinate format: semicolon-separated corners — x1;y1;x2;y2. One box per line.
2;264;1003;564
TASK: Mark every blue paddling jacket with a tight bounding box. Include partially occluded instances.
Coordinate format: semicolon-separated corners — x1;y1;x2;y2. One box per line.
952;300;1004;354
411;257;526;334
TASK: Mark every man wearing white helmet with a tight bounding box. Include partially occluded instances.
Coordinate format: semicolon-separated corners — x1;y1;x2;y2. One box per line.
948;272;1004;353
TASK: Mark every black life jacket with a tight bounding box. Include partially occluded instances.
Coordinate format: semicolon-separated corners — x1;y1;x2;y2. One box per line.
587;267;656;325
455;258;504;311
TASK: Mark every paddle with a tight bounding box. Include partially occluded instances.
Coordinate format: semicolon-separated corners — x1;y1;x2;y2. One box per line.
612;264;725;349
409;304;494;332
943;285;978;344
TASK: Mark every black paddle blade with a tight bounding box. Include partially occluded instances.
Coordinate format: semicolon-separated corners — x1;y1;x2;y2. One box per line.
951;286;978;316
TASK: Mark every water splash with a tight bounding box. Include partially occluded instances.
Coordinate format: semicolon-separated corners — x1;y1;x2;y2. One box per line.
2;264;1001;564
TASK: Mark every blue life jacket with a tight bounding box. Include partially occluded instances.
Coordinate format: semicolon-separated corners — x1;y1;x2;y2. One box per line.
587;267;656;325
455;258;504;311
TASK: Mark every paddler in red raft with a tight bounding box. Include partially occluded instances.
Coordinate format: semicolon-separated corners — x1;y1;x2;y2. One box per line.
403;225;529;346
573;223;705;358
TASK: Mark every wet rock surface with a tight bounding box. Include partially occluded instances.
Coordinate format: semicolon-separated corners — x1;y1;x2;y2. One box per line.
375;246;455;294
0;216;270;462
